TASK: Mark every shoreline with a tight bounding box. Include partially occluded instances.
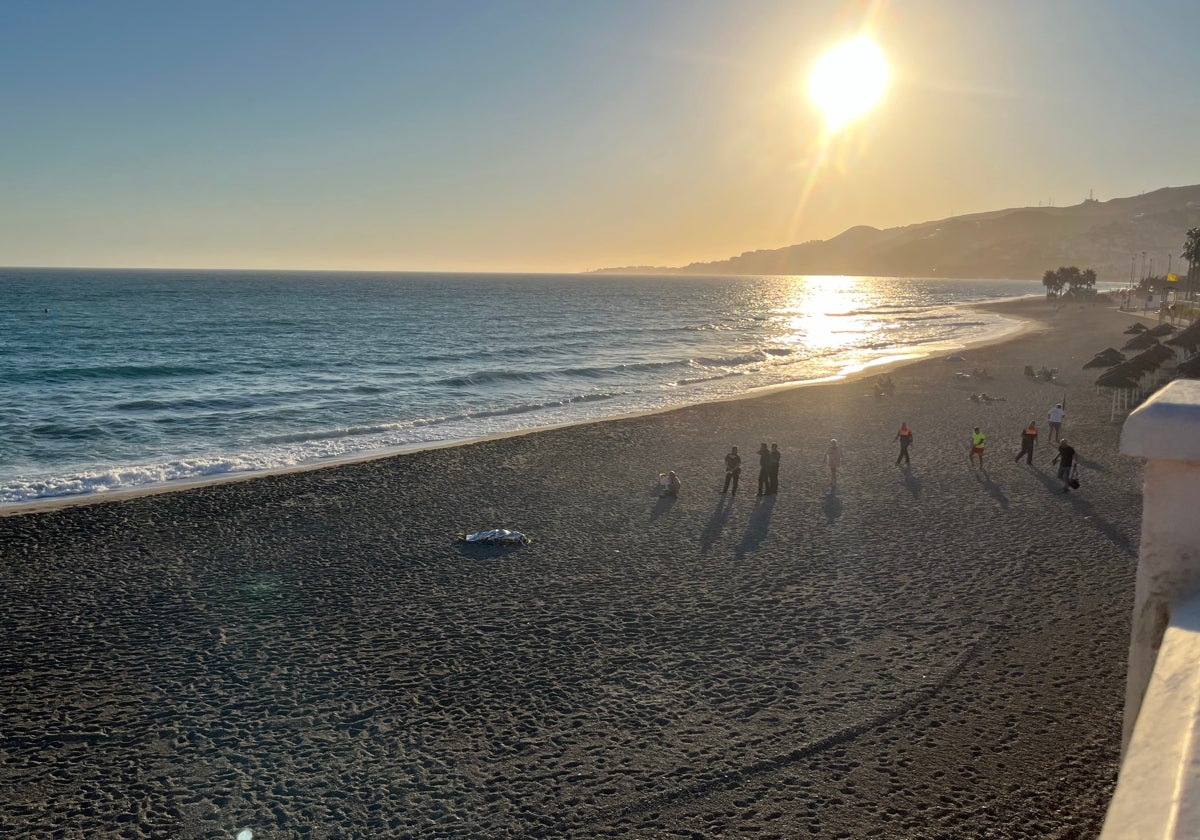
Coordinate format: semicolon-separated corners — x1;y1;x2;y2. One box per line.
0;297;1037;519
0;294;1147;836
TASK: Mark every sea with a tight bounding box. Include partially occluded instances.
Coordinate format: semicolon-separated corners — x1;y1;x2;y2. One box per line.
0;269;1044;506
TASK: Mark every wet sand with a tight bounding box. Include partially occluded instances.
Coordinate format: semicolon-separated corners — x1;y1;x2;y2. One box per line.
0;297;1146;838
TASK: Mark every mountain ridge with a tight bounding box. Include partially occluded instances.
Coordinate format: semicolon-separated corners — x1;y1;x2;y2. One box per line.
592;185;1200;282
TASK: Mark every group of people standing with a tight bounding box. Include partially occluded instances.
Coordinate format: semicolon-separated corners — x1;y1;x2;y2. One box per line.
720;443;782;497
719;439;843;498
695;403;1078;501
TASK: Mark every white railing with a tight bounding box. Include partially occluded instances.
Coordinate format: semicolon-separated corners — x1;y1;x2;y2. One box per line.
1102;379;1200;838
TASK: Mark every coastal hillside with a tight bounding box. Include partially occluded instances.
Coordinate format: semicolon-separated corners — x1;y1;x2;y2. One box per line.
597;184;1200;282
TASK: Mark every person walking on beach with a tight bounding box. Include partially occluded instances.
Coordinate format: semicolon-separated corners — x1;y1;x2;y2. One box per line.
969;427;986;469
722;446;742;495
767;443;781;494
824;439;842;487
894;422;913;466
1015;421;1038;465
1051;439;1077;493
662;470;681;497
755;443;771;496
1047;402;1066;442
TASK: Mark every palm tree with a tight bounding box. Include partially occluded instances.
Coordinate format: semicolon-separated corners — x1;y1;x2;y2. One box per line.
1182;227;1200;301
1042;265;1096;298
1060;265;1083;293
1042;269;1064;297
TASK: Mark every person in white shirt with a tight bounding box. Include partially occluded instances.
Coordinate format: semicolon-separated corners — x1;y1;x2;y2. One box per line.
1047;403;1066;442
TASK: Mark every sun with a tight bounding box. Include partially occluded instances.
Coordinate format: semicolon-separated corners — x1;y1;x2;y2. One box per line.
807;37;889;132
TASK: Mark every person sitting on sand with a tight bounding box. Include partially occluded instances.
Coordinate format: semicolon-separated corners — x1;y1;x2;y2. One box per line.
662;470;681;497
824;439;842;487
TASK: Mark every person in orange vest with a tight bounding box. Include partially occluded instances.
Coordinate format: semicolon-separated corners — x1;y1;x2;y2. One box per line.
894;422;913;466
969;427;986;469
1015;421;1038;465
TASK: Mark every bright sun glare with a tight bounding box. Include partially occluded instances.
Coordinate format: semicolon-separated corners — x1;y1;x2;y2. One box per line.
807;37;889;131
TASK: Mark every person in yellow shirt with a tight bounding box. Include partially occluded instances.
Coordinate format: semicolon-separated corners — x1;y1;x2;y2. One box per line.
969;427;986;469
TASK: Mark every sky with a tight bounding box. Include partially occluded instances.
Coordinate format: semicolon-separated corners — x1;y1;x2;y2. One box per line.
2;0;1198;274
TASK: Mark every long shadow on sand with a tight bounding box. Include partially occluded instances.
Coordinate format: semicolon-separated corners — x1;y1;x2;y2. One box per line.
973;468;1009;508
734;496;775;559
650;494;677;522
574;634;986;833
822;489;842;523
1075;454;1108;474
700;495;734;554
1033;470;1136;557
900;466;921;499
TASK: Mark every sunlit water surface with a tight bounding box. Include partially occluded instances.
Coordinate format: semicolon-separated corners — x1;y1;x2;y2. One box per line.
0;270;1040;503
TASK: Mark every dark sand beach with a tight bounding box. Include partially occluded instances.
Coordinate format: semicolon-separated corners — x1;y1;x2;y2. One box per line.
0;297;1146;838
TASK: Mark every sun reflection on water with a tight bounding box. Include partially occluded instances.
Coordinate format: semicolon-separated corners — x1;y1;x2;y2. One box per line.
771;275;875;354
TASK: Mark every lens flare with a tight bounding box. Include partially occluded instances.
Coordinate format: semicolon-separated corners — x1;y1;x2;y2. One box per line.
807;37;889;131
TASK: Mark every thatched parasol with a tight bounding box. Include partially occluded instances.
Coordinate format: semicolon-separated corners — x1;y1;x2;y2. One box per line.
1177;355;1200;378
1083;348;1126;369
1109;345;1174;376
1097;343;1177;419
1095;369;1141;388
1146;323;1176;338
1095;366;1142;419
1166;321;1200;350
1122;332;1161;351
1123;322;1149;334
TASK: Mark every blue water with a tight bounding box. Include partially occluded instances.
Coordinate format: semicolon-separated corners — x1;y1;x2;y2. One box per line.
0;269;1040;505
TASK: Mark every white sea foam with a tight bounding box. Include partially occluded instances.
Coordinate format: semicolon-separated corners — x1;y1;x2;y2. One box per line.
0;270;1042;506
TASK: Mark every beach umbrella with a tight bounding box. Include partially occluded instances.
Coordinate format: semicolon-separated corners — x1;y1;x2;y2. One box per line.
1095;370;1141;388
1083;348;1125;369
1166;321;1200;350
1143;344;1176;363
1177;355;1200;378
1098;344;1176;419
1123;323;1149;334
1107;345;1174;378
1146;323;1176;338
1122;332;1161;351
1095;368;1141;419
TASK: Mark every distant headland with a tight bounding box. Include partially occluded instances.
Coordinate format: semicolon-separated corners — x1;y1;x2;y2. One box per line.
591;184;1200;282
